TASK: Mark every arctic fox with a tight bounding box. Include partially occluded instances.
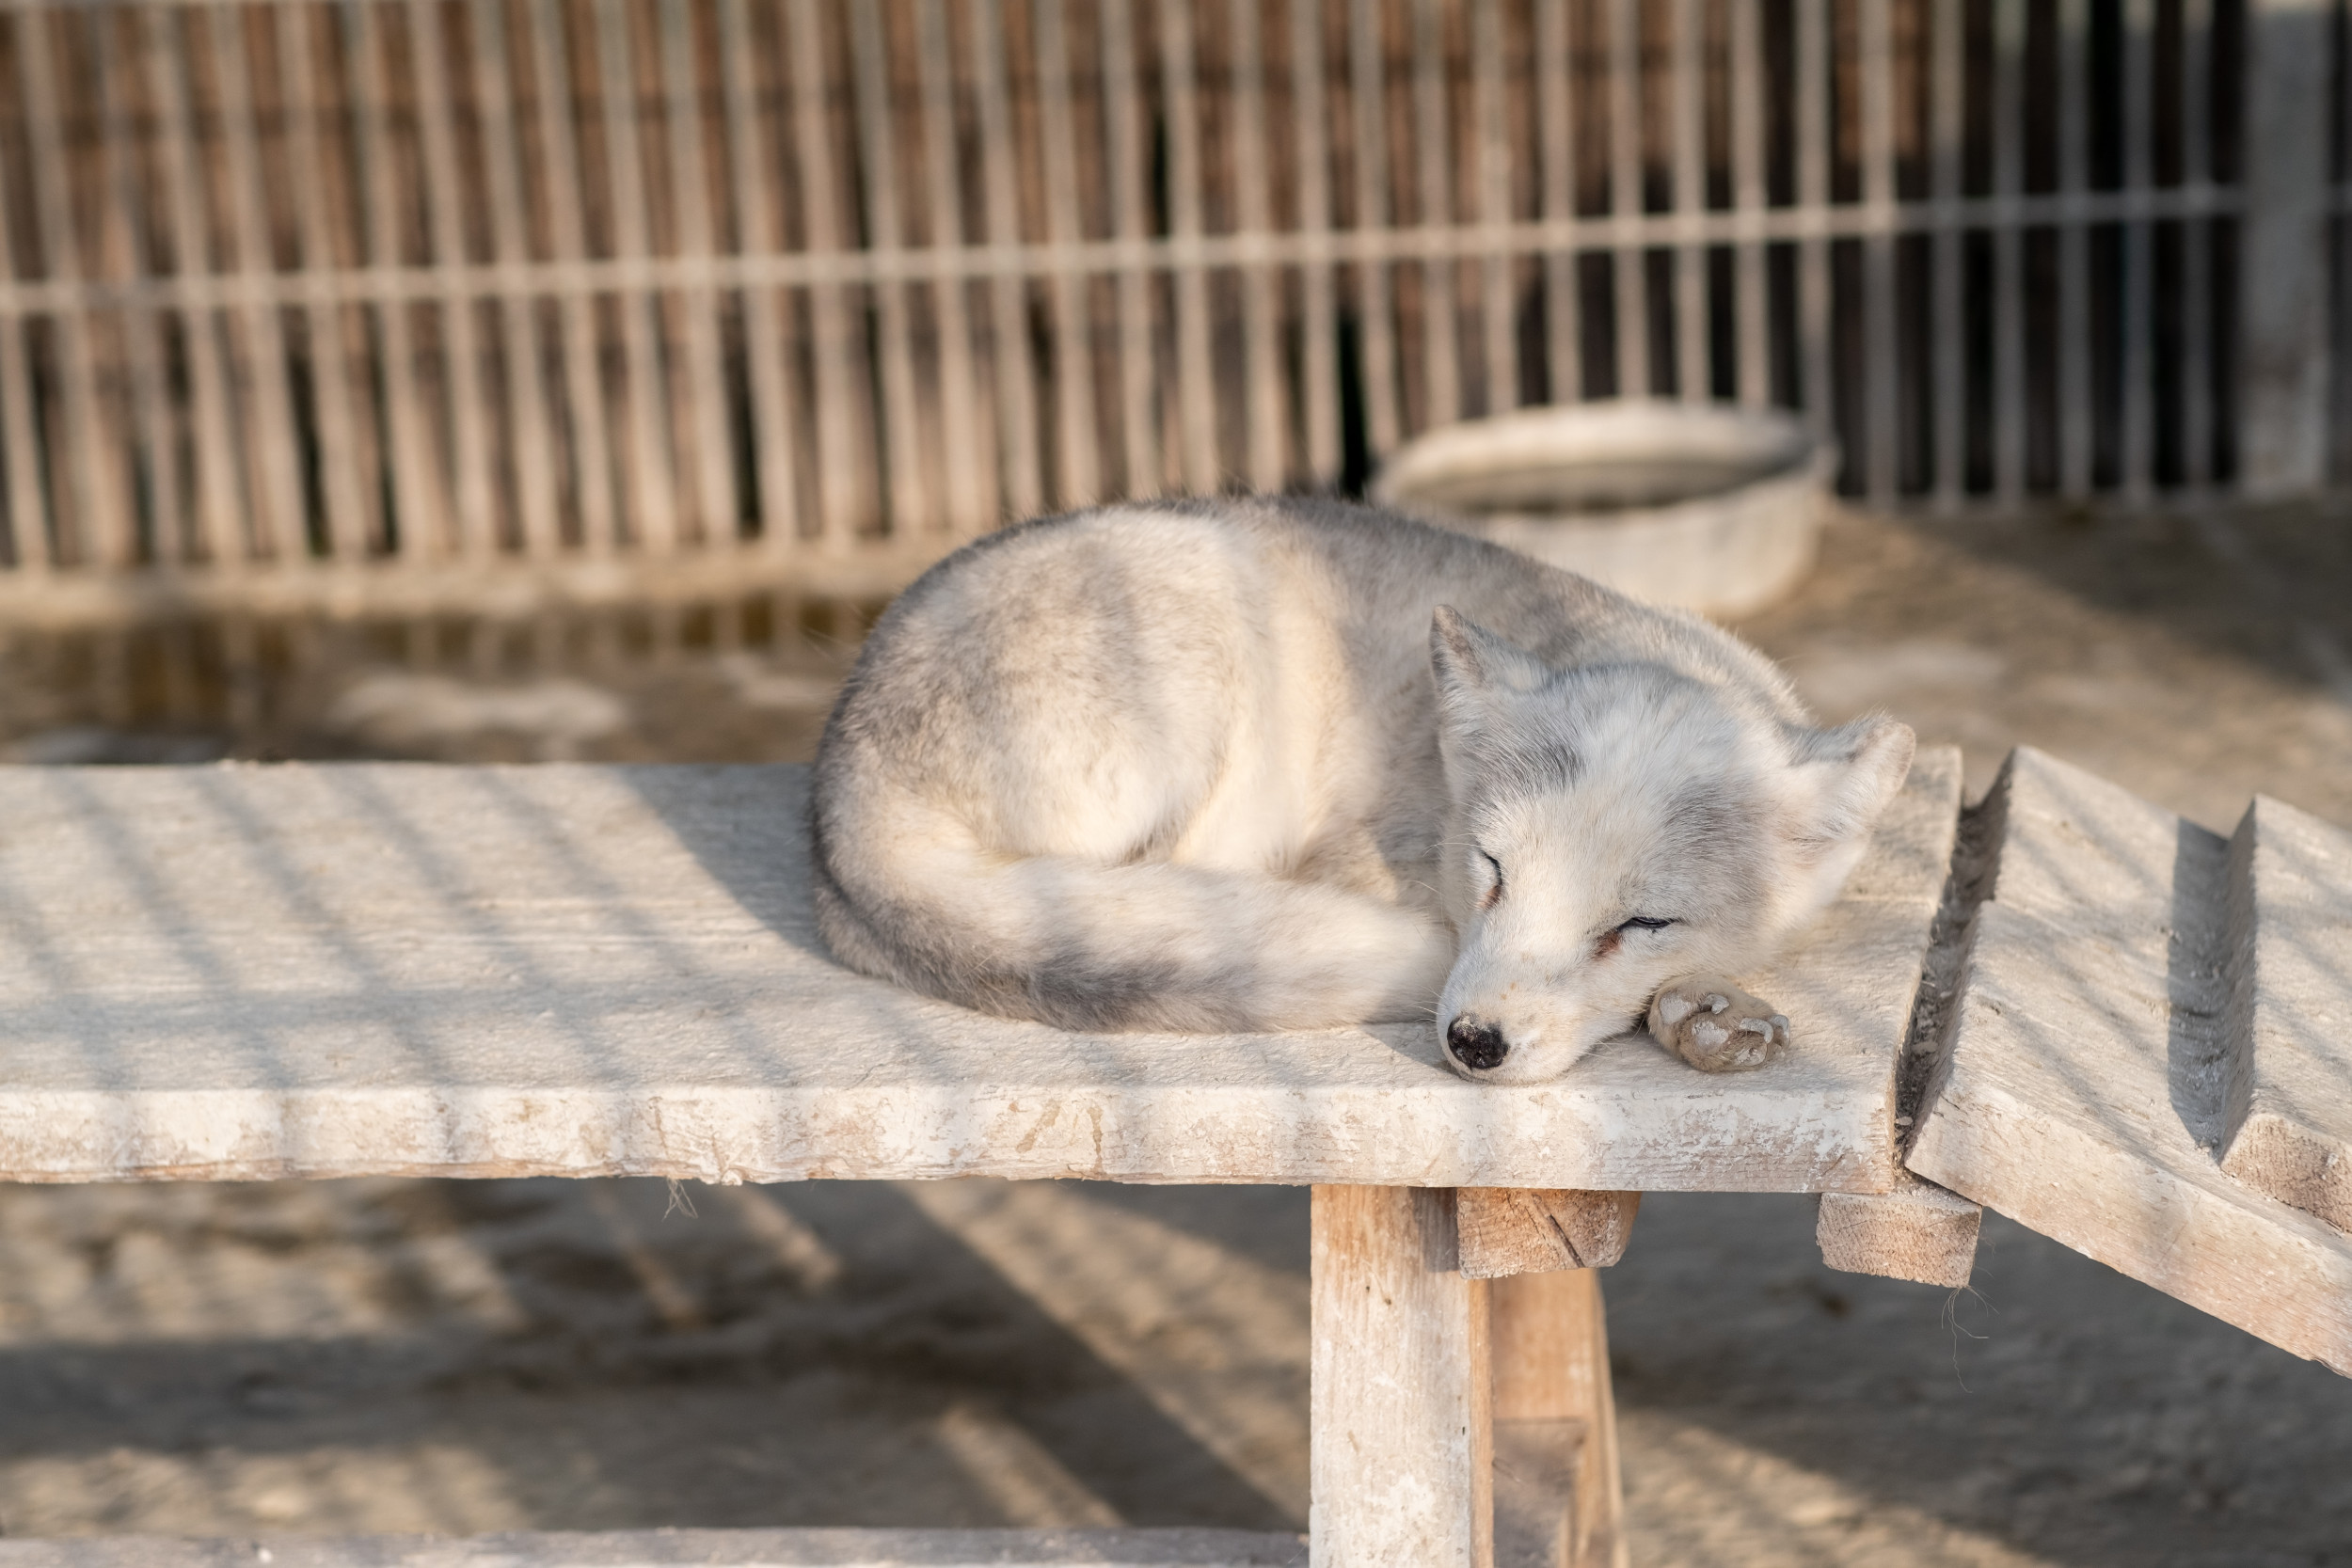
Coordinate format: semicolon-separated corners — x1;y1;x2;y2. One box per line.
810;497;1913;1084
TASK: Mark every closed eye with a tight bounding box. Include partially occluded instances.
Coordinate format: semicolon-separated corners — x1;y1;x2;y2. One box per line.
1480;850;1504;909
1616;915;1677;932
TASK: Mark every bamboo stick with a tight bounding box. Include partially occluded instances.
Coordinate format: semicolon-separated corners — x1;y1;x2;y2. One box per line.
1031;0;1103;504
1731;0;1770;408
1292;0;1341;483
94;8;185;565
969;0;1043;514
1858;0;1899;499
659;0;743;542
1231;0;1288;487
1348;0;1401;453
1159;0;1221;491
1796;0;1832;442
911;0;991;529
2180;0;2211;486
596;0;682;550
2058;0;2090;495
1931;0;1965;505
1411;0;1460;427
2120;0;2153;499
1534;0;1578;402
1098;0;1161;499
1608;0;1649;397
1993;0;2025;499
1472;0;1515;418
1671;0;1708;401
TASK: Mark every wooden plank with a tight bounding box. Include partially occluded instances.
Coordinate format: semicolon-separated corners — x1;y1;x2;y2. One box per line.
1311;1185;1492;1568
1909;747;2352;1373
1490;1270;1625;1568
0;1527;1308;1568
1815;1167;1981;1287
1458;1189;1640;1277
0;749;1957;1190
2218;796;2352;1234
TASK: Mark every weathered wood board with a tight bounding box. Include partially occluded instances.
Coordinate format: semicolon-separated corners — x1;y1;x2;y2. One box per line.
1909;748;2352;1373
0;1528;1307;1567
1815;1169;1980;1287
1459;1189;1641;1277
0;754;1956;1190
2219;796;2352;1232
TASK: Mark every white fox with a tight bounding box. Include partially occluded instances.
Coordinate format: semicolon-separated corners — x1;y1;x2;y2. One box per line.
810;497;1913;1083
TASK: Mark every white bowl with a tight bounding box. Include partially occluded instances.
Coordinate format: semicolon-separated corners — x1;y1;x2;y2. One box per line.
1372;400;1834;618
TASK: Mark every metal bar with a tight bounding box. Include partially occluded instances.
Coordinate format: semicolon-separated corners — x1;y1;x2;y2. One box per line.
1100;0;1161;499
1672;0;1708;400
1860;0;1899;499
1292;0;1341;482
473;0;563;556
1992;0;2026;499
19;7;133;565
2181;0;2212;486
1796;0;1831;437
531;0;622;553
1160;0;1219;490
658;0;742;544
1232;0;1288;485
1609;0;1650;396
2121;0;2154;498
1931;0;1966;505
2058;0;2091;495
912;0;990;530
1349;0;1401;455
408;0;498;556
598;0;682;550
1731;0;1771;407
1032;0;1102;503
1534;0;1578;401
1413;0;1460;427
1472;0;1516;417
971;0;1043;512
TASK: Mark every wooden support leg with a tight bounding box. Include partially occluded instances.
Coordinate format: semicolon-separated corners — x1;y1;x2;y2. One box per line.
1492;1270;1629;1568
1311;1185;1494;1568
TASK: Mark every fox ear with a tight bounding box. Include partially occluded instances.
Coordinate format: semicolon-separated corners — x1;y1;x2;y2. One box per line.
1786;716;1915;857
1430;607;1548;706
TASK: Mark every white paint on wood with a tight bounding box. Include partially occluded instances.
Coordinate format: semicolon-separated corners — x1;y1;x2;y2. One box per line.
1815;1168;1980;1287
0;750;1959;1190
1908;748;2352;1373
1311;1185;1491;1568
2219;797;2352;1233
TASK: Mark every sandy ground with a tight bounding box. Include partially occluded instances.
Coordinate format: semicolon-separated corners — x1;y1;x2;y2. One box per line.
5;499;2352;1564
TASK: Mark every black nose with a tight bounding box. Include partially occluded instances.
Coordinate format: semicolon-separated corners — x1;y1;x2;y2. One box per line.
1445;1016;1510;1071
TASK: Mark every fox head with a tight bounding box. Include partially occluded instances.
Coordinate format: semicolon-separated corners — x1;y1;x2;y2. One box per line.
1427;606;1915;1084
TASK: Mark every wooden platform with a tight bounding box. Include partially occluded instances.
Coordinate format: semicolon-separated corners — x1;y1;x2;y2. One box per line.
0;751;1960;1193
1909;748;2352;1374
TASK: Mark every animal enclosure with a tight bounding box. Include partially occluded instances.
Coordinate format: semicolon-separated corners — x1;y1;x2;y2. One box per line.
0;0;2342;625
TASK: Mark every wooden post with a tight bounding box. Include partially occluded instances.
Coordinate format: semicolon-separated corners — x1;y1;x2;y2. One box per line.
2238;0;2336;496
1311;1186;1494;1568
1491;1270;1628;1568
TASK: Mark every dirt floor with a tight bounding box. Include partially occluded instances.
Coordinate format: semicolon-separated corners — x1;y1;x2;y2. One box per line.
5;499;2352;1565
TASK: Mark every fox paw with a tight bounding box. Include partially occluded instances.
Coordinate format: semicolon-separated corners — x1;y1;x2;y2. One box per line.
1647;976;1789;1073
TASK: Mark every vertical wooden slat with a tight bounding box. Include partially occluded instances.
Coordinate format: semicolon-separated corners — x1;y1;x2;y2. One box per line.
1099;0;1162;500
659;0;743;544
1858;0;1899;500
1931;0;1967;507
93;11;185;565
1796;0;1832;438
1472;0;1516;420
2120;0;2155;499
1730;0;1771;408
1232;0;1289;487
1608;0;1650;397
19;8;133;566
1292;0;1343;483
1412;0;1460;427
2058;0;2091;496
1349;0;1403;454
0;27;51;573
842;0;928;536
473;0;564;556
531;0;623;553
1491;1270;1629;1568
971;0;1045;513
1032;0;1103;504
912;0;991;530
597;0;683;550
1159;0;1221;491
1992;0;2026;499
279;2;379;561
409;0;500;557
2179;0;2212;487
1535;0;1580;402
718;0;803;549
351;0;454;565
1671;0;1708;402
